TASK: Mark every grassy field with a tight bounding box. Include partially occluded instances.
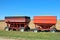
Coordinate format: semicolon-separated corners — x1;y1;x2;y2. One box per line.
0;31;60;40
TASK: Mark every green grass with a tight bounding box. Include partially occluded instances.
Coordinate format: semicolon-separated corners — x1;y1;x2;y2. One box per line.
0;31;60;40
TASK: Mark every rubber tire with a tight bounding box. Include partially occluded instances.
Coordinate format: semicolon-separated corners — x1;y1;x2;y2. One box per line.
20;27;24;32
50;28;56;32
4;27;9;31
33;29;38;32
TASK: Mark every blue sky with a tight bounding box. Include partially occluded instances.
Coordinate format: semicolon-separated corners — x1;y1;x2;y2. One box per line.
0;0;60;19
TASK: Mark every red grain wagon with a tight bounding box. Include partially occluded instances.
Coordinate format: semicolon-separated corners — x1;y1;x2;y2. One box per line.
33;16;57;32
5;16;30;31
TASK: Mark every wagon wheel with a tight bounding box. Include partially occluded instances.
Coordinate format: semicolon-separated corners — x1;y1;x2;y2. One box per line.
24;26;30;31
20;27;24;32
50;25;56;32
33;28;38;32
4;27;9;31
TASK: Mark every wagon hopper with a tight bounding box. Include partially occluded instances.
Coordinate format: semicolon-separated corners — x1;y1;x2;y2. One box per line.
5;16;30;31
33;16;57;32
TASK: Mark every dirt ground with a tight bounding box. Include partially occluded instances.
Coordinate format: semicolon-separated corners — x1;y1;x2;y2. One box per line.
0;37;16;40
0;37;27;40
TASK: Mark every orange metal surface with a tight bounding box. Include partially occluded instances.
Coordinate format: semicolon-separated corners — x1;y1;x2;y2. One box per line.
34;16;57;19
34;19;56;24
33;16;57;24
33;16;57;30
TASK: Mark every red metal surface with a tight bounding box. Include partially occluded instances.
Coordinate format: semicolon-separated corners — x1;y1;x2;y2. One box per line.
35;23;54;30
5;18;26;22
5;16;30;31
7;22;27;30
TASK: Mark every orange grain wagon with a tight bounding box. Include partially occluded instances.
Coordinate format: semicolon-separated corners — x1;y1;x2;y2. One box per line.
33;16;57;32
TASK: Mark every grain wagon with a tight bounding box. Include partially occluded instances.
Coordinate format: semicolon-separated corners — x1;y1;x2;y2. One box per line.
33;16;57;32
5;16;30;31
